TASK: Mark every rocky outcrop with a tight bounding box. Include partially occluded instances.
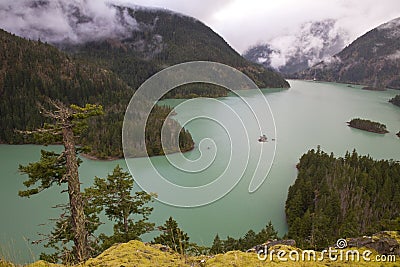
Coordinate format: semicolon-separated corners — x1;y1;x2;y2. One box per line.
247;239;296;253
14;234;400;266
347;232;400;255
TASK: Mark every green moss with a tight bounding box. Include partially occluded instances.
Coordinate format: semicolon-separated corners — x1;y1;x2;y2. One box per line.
83;240;187;267
20;236;400;266
24;260;62;267
0;259;14;267
204;244;398;266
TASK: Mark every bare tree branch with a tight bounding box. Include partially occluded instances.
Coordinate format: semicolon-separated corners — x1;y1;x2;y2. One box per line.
15;128;63;135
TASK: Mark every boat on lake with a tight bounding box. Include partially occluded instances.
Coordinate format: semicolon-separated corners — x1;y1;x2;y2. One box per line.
258;134;268;142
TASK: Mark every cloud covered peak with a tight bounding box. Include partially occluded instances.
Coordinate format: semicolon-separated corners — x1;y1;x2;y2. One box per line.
0;0;142;43
244;19;348;74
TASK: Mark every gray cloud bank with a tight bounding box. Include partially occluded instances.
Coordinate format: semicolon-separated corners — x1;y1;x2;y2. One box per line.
0;0;141;43
127;0;400;53
0;0;399;53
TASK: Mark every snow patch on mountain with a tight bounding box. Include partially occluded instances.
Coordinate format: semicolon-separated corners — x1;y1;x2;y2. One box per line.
243;19;349;74
387;50;400;60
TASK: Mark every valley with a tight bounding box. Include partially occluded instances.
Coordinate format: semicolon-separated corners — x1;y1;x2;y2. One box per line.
1;80;399;263
0;1;399;266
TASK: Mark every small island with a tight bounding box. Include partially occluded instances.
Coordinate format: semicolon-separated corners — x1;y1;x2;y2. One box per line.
389;95;400;107
347;118;389;134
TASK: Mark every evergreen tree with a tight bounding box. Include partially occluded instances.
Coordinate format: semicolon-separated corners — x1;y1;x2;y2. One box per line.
210;234;223;254
209;221;280;253
222;236;239;251
38;199;102;264
390;95;400;107
85;165;155;250
153;217;190;254
18;99;103;262
348;118;388;134
255;221;279;244
286;148;400;249
242;230;257;250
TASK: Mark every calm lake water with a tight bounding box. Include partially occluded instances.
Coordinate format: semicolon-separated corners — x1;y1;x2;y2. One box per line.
1;80;399;263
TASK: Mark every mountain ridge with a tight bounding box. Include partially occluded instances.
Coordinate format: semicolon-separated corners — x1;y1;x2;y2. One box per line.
0;2;289;158
243;19;348;75
59;5;289;90
296;17;400;89
1;1;289;90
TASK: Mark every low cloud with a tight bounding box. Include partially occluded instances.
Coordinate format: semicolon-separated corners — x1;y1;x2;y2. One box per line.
0;0;399;53
113;0;234;22
208;0;400;52
267;19;348;69
0;0;138;43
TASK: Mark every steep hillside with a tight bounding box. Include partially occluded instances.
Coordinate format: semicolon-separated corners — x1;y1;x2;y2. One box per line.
0;0;288;91
297;17;400;89
0;29;193;158
243;44;276;71
0;29;126;143
60;5;289;91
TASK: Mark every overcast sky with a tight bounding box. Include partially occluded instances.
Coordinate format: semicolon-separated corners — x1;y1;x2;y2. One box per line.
115;0;400;53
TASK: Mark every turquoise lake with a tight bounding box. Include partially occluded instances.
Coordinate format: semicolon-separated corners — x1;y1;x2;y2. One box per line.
0;80;399;263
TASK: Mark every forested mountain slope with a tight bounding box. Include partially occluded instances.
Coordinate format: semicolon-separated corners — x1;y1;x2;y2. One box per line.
0;29;193;158
296;17;400;89
60;5;289;93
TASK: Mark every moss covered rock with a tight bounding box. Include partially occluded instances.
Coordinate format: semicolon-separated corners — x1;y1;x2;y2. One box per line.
84;240;188;267
10;233;400;266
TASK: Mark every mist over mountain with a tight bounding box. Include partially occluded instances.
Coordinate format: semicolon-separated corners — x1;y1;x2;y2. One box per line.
0;0;289;158
0;0;288;89
0;0;143;43
0;0;196;48
297;17;400;89
243;19;348;75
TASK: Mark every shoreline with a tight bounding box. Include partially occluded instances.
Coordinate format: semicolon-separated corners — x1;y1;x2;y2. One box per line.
0;144;195;162
362;86;386;91
81;145;195;161
347;123;389;134
80;153;121;161
346;118;389;135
